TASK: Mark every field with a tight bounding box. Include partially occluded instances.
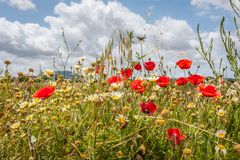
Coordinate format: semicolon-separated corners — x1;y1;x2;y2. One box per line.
0;1;240;159
0;56;240;160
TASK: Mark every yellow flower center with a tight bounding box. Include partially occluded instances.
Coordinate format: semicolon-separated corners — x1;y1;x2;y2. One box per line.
217;111;225;117
217;144;225;150
218;133;225;138
118;117;127;124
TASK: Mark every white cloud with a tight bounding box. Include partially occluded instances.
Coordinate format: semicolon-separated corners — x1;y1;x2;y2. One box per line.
191;0;231;10
0;0;237;77
0;0;36;11
0;51;52;75
191;0;236;22
154;17;196;50
191;0;240;11
0;18;56;57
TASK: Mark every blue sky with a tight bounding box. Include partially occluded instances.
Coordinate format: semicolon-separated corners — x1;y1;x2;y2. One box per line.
0;0;235;30
0;0;239;77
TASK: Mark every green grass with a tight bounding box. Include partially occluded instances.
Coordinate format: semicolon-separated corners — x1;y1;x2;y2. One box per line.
0;70;239;159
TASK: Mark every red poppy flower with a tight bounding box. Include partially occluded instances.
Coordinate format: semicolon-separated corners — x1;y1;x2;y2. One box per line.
95;65;105;74
167;128;185;145
155;76;170;87
121;68;133;79
107;75;122;84
134;62;142;71
201;85;221;97
33;86;55;99
144;61;156;71
176;59;192;69
130;79;147;93
187;74;205;85
140;101;157;115
175;77;188;86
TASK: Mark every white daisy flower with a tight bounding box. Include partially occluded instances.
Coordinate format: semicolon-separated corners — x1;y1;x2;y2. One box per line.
215;130;226;139
109;92;124;101
215;144;227;155
115;114;129;124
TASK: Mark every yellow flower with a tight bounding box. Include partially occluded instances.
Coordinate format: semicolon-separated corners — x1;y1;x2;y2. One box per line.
29;157;35;160
26;115;34;121
199;124;205;129
160;109;170;117
19;101;29;109
33;98;41;104
155;119;166;126
215;144;227;155
215;105;222;109
62;105;70;112
51;116;58;121
116;151;124;158
44;69;54;77
183;148;192;157
11;122;20;129
149;94;157;101
49;81;56;86
115;114;129;124
196;92;202;97
215;130;226;139
140;144;146;155
75;100;81;105
29;99;41;107
110;92;124;101
187;91;191;95
217;109;225;117
110;82;123;91
187;103;195;109
152;85;161;91
147;76;158;82
75;64;81;70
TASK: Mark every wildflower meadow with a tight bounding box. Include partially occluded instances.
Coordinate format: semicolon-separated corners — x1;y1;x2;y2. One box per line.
0;0;240;160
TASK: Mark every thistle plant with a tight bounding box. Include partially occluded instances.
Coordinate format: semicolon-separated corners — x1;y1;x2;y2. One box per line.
218;0;240;80
196;24;221;78
220;17;240;80
230;0;240;17
196;0;240;80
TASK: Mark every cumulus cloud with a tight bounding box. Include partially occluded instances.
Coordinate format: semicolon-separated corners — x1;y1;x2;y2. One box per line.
0;0;36;11
191;0;240;11
0;51;52;74
191;0;240;22
0;18;56;57
0;0;237;77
